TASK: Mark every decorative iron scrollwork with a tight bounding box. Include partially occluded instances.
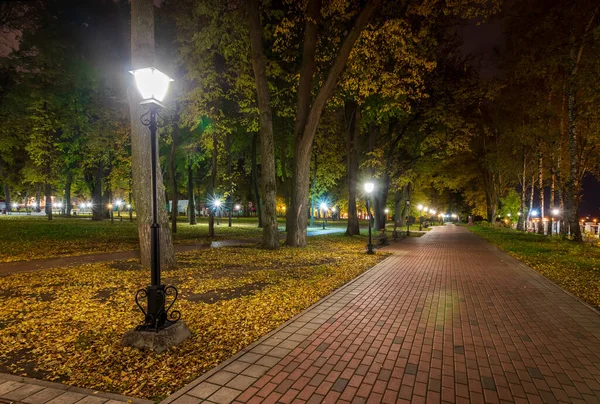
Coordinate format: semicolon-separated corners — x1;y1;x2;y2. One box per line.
134;284;180;332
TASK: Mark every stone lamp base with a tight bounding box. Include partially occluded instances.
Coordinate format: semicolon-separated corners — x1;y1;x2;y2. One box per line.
121;321;191;353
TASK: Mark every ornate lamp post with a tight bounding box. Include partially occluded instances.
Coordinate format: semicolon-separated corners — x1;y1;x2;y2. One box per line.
129;67;181;332
364;182;375;254
417;204;423;231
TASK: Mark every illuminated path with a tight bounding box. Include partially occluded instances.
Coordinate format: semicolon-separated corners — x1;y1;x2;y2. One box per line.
164;225;600;403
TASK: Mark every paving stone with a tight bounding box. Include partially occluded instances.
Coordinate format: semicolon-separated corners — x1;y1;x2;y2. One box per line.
3;384;44;400
166;226;600;403
187;382;220;399
22;388;65;404
45;392;87;404
0;381;24;396
207;387;240;404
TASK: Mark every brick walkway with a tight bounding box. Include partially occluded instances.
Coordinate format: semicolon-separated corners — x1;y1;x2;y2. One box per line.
0;373;151;404
164;225;600;404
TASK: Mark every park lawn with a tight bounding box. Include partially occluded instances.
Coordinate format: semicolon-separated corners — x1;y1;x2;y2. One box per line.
0;216;360;262
468;224;600;309
0;217;271;262
0;235;388;401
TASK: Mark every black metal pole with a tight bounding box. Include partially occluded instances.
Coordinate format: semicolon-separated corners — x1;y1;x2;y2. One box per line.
150;106;161;287
419;210;422;231
322;209;326;230
145;105;167;330
367;199;374;254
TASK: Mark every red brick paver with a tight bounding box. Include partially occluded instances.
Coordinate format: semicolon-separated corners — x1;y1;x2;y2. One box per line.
165;225;600;403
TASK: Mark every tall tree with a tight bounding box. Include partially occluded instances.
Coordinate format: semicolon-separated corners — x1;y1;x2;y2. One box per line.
128;0;175;267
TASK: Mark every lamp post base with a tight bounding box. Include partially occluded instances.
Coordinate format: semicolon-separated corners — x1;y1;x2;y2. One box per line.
121;321;191;353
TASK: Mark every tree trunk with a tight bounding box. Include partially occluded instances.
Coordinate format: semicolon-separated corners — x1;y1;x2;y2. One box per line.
208;132;217;237
92;161;103;221
310;152;317;227
345;100;360;236
226;134;233;228
251;132;262;228
528;172;535;226
286;0;381;247
36;183;41;212
3;184;10;213
537;147;544;235
169;120;178;234
517;151;527;231
44;183;52;220
247;0;279;248
550;156;555;236
483;170;497;223
65;172;72;216
128;0;175;267
187;161;196;225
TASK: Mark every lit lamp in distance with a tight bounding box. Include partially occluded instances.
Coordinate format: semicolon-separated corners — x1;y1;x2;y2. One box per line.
364;182;375;254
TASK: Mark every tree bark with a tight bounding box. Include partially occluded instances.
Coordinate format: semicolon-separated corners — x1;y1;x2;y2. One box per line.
128;0;175;267
44;183;52;220
3;184;10;213
310;152;317;227
247;0;279;248
65;172;72;216
208;132;217;237
169;121;178;234
251;132;262;227
286;0;382;247
187;160;196;225
537;147;544;235
91;161;103;221
35;183;41;212
517;151;527;231
345;100;360;236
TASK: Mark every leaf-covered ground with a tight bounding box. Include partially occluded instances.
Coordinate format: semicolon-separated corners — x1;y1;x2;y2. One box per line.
468;224;600;309
0;235;387;401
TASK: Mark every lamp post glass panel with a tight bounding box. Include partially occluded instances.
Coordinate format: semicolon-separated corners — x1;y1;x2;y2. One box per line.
130;67;180;331
364;182;375;254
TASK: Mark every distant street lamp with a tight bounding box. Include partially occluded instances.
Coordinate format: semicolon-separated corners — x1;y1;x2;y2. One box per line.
320;202;327;229
130;66;181;331
364;182;375;254
116;200;123;220
331;206;337;221
108;203;114;224
418;204;426;231
550;208;560;236
214;199;221;225
405;199;411;236
235;204;241;218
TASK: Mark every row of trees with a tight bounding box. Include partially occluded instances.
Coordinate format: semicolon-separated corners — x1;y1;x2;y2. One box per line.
3;0;598;267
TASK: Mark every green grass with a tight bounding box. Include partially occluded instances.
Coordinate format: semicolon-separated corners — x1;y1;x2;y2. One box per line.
468;223;600;309
0;215;377;262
